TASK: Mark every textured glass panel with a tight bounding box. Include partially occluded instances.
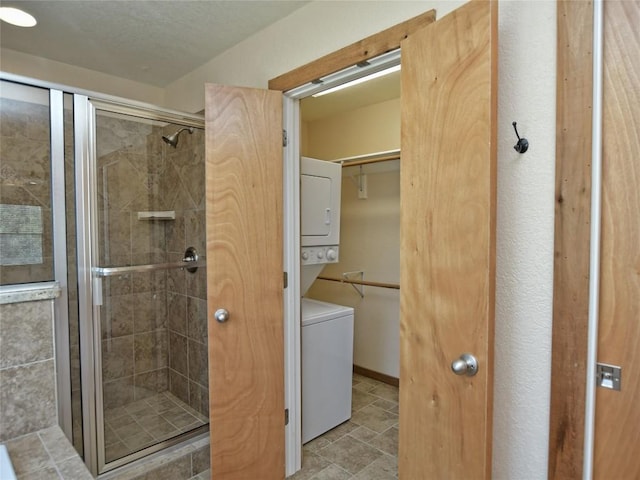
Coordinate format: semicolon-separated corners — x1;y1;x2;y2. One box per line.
0;81;53;285
95;110;207;464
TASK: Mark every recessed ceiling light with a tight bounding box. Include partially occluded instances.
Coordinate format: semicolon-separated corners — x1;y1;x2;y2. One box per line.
0;7;37;27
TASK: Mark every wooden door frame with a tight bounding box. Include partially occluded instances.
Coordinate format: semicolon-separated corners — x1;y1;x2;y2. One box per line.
268;10;436;92
548;1;594;478
268;9;437;476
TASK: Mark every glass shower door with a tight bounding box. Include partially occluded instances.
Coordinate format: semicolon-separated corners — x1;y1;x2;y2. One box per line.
89;107;208;469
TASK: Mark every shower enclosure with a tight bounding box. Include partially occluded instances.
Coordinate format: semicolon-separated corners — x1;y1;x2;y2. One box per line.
0;76;209;475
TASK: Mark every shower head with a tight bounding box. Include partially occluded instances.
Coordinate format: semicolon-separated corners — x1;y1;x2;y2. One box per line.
162;127;194;148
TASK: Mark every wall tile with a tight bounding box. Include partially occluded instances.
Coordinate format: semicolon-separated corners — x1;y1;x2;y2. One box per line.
134;369;168;400
103;376;135;410
133;291;167;333
188;340;208;388
19;465;62;480
187;297;208;345
134;330;167;373
4;432;52;475
167;292;187;335
191;445;210;475
166;266;186;295
38;426;78;463
133;455;191;480
101;210;132;261
131;219;166;256
184;209;205;255
169;370;189;406
105;274;132;296
102;294;134;339
0;360;56;441
169;332;188;376
132;270;166;294
165;215;185;255
188;381;209;419
0;300;53;368
185;266;207;300
102;336;134;381
56;456;93;480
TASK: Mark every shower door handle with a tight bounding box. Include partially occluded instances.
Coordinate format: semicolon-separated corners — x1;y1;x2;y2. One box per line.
214;308;230;323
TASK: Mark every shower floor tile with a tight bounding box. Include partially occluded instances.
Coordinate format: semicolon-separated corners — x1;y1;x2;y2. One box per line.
104;391;208;463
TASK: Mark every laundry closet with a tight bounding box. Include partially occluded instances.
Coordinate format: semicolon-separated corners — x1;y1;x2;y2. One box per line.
298;69;401;442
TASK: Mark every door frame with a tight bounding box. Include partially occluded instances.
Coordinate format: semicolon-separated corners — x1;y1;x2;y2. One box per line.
268;9;438;476
548;1;595;478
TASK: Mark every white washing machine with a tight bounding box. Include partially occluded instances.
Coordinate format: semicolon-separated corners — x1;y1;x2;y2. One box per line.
301;297;354;444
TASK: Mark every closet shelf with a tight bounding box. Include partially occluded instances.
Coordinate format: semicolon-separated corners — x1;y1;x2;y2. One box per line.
332;149;400;168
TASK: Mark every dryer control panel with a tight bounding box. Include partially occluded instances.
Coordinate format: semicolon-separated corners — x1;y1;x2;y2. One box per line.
301;246;339;265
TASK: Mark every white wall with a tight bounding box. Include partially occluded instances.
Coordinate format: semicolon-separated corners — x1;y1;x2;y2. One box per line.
165;1;555;477
0;48;165;105
493;1;555;477
307;167;401;378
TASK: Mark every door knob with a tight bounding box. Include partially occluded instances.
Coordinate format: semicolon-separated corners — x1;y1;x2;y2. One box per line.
451;353;478;376
214;308;229;323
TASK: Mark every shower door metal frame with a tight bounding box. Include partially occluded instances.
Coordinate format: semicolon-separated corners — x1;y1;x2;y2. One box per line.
73;96;206;475
0;74;74;448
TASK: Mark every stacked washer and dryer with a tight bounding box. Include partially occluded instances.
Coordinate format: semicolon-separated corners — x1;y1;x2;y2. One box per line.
300;157;354;444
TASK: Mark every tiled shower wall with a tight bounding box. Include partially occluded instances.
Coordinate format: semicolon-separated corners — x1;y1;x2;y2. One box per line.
96;114;208;417
0;97;53;285
0;297;57;441
164;127;209;418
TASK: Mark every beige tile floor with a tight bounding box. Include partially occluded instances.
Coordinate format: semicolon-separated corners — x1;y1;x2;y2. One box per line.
289;374;399;480
104;391;208;463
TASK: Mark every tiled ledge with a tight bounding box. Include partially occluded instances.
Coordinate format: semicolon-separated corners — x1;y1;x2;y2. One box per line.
0;282;60;305
101;433;209;480
2;426;92;480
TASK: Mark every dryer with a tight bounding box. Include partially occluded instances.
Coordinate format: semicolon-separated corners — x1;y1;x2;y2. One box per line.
300;157;342;294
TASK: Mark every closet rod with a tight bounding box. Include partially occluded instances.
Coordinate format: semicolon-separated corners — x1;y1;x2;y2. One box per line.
332;149;401;168
317;275;400;290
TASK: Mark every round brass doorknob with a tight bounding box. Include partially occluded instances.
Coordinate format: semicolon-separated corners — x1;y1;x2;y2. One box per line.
451;353;478;376
214;308;229;323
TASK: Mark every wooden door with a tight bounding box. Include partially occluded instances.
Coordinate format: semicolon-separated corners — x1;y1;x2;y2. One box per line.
594;1;640;477
399;1;497;478
205;84;284;479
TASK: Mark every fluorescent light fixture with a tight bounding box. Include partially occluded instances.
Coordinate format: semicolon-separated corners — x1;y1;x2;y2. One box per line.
0;7;37;27
312;64;401;98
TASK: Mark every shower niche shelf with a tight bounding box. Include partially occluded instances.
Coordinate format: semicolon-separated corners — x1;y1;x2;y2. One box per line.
137;211;175;221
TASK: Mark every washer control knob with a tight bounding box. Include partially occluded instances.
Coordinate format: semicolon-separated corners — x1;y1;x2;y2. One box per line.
326;249;337;261
301;251;309;260
317;250;324;259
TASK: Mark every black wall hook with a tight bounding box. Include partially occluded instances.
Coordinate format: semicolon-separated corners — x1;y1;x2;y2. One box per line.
512;122;529;154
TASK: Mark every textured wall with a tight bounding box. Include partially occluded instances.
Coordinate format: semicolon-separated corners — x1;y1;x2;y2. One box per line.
493;1;556;477
307;169;401;378
0;48;165;105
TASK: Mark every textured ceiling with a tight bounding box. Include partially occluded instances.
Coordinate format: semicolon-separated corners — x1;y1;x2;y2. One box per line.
0;1;309;86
